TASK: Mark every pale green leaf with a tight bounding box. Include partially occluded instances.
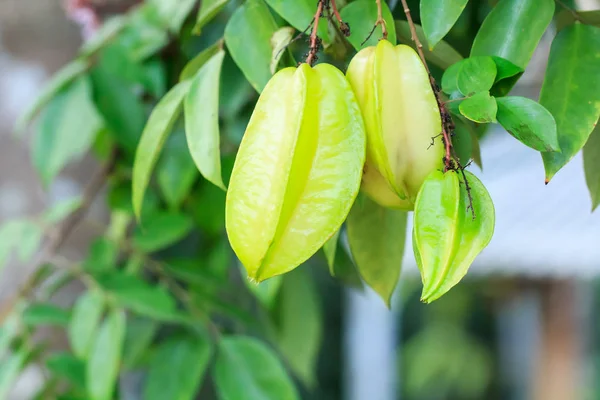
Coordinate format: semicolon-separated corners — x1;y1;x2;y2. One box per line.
22;303;70;327
583;124;600;211
132;80;192;219
193;0;230;34
157;130;199;208
43;197;83;224
270;27;295;75
69;290;105;360
179;40;224;82
184;49;227;190
0;347;29;399
459;92;497;123
340;0;396;50
420;0;468;49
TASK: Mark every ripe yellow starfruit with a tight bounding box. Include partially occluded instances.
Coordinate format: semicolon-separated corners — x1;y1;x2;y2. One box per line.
413;170;495;303
226;63;366;282
346;40;443;210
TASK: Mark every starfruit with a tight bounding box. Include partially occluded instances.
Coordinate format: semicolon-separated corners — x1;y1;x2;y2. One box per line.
346;40;443;210
225;63;366;282
413;170;495;303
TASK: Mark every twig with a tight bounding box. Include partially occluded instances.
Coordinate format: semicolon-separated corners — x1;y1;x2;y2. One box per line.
399;0;454;171
306;0;326;65
330;0;350;36
361;0;388;45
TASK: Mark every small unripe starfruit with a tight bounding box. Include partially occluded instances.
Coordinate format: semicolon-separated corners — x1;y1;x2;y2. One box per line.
226;63;366;282
346;40;443;210
413;170;495;303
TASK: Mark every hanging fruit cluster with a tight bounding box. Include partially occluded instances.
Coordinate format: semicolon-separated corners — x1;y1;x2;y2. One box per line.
226;30;496;302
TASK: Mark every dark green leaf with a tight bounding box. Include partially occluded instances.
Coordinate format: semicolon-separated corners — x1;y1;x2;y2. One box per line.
453;121;473;165
180;40;224;82
491;56;522;82
395;20;463;70
459;92;497;123
119;4;170;60
242;270;283;309
471;0;554;69
90;54;146;153
87;309;126;400
157;130;199;208
420;0;468;49
132;81;192;219
496;96;559;152
33;77;104;186
133;212;193;252
22;303;70;327
185;49;227;190
69;290;105;360
46;353;86;390
541;24;600;182
329;233;364;289
264;0;330;43
144;335;212;400
322;229;340;273
80;17;127;57
220;55;255;119
122;317;158;369
193;0;230;34
15;59;89;133
275;270;322;387
556;9;600;32
457;56;497;95
347;194;407;306
584;125;600;211
454;117;482;168
340;0;396;50
214;336;299;400
96;272;181;321
225;0;281;92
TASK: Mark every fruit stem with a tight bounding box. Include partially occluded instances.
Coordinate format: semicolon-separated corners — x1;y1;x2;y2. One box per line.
305;0;325;66
399;0;454;172
330;0;351;36
375;0;388;40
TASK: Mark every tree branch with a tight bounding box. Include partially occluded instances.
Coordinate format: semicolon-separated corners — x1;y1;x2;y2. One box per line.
306;0;326;65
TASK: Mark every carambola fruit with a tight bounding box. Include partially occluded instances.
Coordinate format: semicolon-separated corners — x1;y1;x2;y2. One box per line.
413;170;495;303
226;63;366;282
346;40;443;210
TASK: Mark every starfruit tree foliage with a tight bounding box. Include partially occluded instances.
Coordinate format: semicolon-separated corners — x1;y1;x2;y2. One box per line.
1;0;600;398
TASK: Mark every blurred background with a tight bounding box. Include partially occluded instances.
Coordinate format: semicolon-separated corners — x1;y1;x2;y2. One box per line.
1;1;600;400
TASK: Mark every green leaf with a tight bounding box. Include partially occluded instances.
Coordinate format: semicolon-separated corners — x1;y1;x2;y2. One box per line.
454;117;482;168
395;20;463;70
96;272;181;321
22;303;70;327
43;197;82;224
270;27;295;75
420;0;468;50
340;0;396;50
322;229;340;273
80;17;128;58
584;125;600;211
225;0;281;93
148;0;197;33
264;0;329;43
83;238;118;273
541;24;600;182
347;194;407;306
17;221;43;263
459;92;497;123
122;317;158;369
0;220;43;270
90;53;146;153
193;0;230;34
275;270;322;387
87;309;126;400
46;353;86;390
471;0;554;69
157;130;199;208
132;80;192;219
457;56;497;95
453;120;473;166
0;347;28;399
496;96;559;152
214;336;299;400
69;290;105;360
133;212;193;252
180;40;224;82
15;59;89;133
489;56;524;97
33;77;104;186
0;313;20;357
184;49;227;190
329;233;364;289
441;61;463;97
144;335;212;400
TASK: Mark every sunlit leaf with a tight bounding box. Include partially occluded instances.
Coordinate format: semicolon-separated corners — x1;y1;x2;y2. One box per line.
459;92;497;123
420;0;468;50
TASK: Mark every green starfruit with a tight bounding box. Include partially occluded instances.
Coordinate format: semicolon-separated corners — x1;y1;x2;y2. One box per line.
413;170;495;303
226;63;366;282
346;40;444;210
